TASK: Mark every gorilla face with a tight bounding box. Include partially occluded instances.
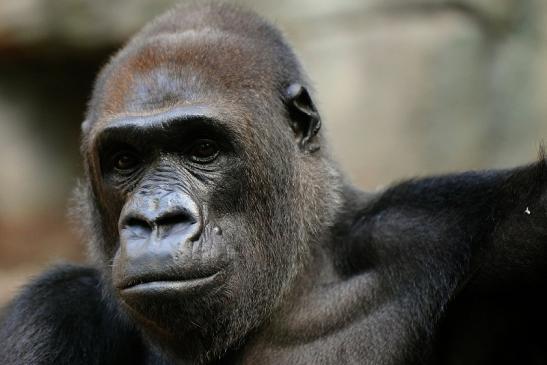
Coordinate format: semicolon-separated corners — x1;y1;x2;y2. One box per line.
79;30;335;361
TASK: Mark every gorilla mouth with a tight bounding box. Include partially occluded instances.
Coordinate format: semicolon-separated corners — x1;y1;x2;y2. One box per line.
118;271;222;295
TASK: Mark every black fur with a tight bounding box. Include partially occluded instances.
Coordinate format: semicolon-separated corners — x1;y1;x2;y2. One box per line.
0;265;160;364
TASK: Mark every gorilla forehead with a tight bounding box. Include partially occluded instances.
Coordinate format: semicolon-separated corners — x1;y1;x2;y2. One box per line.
95;29;287;118
82;2;307;138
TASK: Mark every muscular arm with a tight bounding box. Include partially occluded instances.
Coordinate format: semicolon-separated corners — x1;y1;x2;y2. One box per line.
350;156;547;363
0;265;152;365
365;156;547;289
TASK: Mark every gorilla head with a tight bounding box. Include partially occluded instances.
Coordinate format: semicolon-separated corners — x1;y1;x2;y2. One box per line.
78;2;341;362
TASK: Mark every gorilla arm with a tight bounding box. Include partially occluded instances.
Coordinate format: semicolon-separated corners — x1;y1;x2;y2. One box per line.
346;155;547;363
363;154;547;289
0;265;167;365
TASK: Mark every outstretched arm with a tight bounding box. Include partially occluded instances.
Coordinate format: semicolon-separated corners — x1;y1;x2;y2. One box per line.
348;154;547;363
365;154;547;288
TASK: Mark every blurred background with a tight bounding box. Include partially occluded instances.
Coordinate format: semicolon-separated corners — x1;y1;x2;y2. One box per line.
1;0;546;306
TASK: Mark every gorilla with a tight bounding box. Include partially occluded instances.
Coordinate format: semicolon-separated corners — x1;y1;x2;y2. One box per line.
1;2;546;365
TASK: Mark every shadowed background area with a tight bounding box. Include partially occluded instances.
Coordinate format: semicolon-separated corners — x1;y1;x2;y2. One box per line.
1;0;546;306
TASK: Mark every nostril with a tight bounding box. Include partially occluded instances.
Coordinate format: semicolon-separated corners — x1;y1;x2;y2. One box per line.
155;212;195;227
124;217;153;232
120;216;153;238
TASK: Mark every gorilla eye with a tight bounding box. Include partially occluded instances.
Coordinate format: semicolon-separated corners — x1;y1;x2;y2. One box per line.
112;151;140;172
188;139;219;163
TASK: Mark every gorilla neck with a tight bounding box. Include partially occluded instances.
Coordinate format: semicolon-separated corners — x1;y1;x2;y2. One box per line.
238;186;379;358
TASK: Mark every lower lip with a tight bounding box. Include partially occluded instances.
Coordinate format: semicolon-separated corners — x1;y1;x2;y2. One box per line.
120;272;221;295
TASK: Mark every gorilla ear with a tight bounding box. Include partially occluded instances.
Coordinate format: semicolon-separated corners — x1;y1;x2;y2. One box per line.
285;83;321;152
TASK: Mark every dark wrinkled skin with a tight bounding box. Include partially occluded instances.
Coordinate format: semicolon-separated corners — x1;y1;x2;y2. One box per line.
1;2;546;365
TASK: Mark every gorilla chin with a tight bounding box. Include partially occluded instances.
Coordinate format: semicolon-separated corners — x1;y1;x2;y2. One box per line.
118;272;226;337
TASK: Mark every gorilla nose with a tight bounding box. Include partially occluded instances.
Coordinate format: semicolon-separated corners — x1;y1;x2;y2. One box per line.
119;192;202;244
123;211;196;238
